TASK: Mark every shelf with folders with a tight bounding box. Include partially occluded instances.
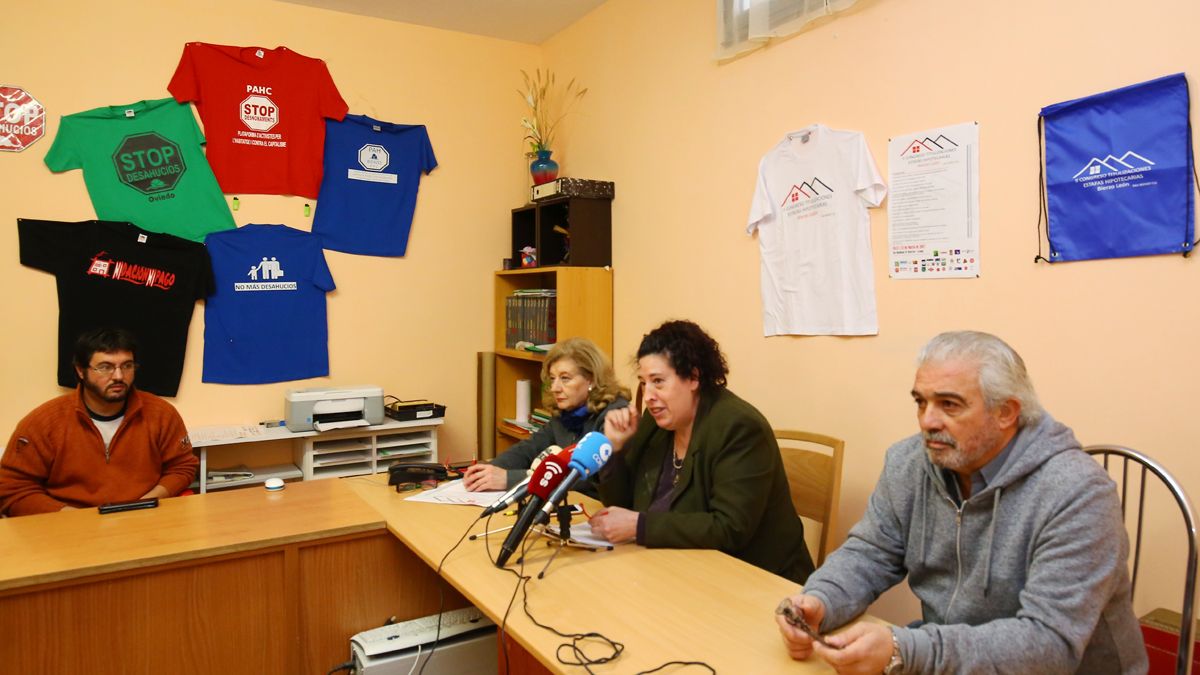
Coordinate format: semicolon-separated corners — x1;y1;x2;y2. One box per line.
503;288;557;349
492;266;612;451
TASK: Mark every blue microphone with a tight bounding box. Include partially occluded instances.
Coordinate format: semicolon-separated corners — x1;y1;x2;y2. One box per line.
533;431;613;526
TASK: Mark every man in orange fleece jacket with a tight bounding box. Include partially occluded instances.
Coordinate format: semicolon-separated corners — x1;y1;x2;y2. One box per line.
0;328;198;516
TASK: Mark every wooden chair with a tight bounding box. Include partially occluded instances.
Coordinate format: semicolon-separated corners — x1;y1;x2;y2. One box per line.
1086;445;1198;675
773;430;845;567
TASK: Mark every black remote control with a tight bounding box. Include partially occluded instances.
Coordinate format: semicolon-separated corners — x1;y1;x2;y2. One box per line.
98;498;159;514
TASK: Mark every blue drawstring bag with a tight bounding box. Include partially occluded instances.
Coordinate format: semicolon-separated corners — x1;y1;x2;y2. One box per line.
1038;73;1195;262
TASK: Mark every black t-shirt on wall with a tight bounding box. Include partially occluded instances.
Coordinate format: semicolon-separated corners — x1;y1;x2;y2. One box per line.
18;218;213;396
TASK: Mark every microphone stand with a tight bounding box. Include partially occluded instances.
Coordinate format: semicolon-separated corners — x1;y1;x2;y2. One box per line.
468;495;526;541
535;501;612;579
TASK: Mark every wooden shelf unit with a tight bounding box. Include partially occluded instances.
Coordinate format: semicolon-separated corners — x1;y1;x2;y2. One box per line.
190;418;443;493
492;266;612;452
292;424;439;481
511;196;612;267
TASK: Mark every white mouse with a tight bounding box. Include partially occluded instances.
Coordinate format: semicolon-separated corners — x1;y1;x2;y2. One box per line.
264;477;285;491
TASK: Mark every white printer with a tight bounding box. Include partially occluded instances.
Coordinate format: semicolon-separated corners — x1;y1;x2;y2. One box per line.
284;385;385;432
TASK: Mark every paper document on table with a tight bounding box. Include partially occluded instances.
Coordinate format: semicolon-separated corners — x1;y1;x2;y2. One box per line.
313;419;370;432
404;479;505;506
545;522;628;547
188;424;267;444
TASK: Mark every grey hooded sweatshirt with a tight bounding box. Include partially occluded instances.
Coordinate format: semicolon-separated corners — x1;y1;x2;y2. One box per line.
803;414;1148;674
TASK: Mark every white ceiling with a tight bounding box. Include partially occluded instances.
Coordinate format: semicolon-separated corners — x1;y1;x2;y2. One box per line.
277;0;608;45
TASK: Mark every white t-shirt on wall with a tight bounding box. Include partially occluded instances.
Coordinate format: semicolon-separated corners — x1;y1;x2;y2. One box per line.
747;124;886;336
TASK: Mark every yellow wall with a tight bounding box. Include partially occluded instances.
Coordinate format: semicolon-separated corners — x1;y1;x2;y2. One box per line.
4;0;1197;627
1;0;540;459
544;0;1200;621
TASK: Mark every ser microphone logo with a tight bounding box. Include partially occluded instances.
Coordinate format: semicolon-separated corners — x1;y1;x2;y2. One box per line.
537;461;564;488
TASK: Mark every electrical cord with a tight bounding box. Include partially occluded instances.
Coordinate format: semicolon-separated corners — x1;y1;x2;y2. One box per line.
468;494;714;674
486;502;624;674
635;662;717;674
520;573;716;675
326;659;354;675
491;511;539;675
405;644;423;675
415;516;477;675
484;502;714;675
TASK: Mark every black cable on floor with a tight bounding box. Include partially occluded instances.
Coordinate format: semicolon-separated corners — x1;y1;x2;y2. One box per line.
415;515;477;675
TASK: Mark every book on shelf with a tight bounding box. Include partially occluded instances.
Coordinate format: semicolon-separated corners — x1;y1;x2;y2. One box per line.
502;418;539;433
500;420;540;438
504;290;558;348
498;422;531;438
207;465;255;482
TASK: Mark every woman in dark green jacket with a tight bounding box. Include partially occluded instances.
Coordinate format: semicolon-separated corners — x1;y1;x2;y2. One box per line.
591;320;815;584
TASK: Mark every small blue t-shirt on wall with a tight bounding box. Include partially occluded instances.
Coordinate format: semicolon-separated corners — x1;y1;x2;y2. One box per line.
203;224;335;384
312;114;437;256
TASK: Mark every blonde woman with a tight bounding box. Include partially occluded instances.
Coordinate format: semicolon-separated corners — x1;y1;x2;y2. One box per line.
463;337;630;498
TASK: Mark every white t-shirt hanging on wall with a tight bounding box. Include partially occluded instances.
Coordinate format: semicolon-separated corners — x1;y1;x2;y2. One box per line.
747;124;886;336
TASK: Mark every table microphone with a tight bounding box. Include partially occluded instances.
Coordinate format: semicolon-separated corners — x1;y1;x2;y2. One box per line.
533;431;613;527
478;445;563;518
495;449;571;567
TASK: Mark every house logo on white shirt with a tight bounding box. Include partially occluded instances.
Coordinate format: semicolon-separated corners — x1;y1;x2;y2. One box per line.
234;256;297;291
780;178;833;207
781;178;835;220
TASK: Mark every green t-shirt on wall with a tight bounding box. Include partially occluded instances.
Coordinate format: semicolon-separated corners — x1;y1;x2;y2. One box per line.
44;98;235;243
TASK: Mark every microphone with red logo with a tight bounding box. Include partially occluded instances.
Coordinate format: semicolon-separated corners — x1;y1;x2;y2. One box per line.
478;445;562;518
495;448;571;567
533;431;613;527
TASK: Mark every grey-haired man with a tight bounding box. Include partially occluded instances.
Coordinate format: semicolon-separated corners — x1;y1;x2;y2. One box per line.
777;331;1146;674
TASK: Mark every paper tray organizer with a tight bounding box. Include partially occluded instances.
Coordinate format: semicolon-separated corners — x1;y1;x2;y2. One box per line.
384;399;447;422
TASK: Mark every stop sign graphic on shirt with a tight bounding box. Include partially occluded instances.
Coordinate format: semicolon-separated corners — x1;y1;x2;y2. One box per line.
358;144;389;171
0;86;45;152
241;95;279;131
112;132;187;194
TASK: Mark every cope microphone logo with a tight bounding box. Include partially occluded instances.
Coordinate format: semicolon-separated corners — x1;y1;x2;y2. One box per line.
590;442;613;468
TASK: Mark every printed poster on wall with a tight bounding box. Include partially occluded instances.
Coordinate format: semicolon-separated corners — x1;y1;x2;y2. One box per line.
887;122;980;279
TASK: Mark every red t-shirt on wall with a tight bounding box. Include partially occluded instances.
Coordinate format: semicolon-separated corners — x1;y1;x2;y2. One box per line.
168;42;348;198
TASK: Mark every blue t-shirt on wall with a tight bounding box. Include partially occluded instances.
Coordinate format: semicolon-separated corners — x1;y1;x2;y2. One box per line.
312;114;437;256
203;224;335;384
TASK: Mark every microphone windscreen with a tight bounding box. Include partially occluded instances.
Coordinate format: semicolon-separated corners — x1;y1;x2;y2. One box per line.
568;431;614;477
527;453;570;500
529;445;561;471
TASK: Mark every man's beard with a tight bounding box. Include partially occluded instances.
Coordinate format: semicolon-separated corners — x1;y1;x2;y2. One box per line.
922;427;1001;473
924;431;967;470
84;377;129;404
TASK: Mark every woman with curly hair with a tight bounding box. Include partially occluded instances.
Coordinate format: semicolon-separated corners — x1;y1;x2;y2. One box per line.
591;320;814;583
463;337;629;498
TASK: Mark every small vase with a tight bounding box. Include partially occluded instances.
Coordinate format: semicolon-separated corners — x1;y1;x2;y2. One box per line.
530;149;559;185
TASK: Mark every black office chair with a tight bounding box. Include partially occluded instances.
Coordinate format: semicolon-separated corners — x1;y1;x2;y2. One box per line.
1085;445;1198;675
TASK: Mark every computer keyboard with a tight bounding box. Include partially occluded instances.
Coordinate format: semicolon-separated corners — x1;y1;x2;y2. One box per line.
351;606;494;657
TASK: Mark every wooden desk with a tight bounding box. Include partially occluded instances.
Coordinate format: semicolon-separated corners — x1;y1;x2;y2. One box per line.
0;479;466;674
346;474;846;674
